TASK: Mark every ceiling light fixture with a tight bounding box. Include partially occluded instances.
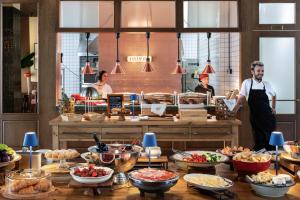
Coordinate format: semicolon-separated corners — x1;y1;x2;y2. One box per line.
111;32;125;74
142;32;154;72
202;32;215;74
172;32;186;74
82;32;94;75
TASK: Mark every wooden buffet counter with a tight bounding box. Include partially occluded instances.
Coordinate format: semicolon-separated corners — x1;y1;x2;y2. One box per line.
49;116;241;149
1;164;299;200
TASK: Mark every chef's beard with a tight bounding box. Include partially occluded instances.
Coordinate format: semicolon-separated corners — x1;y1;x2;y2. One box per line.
254;74;263;82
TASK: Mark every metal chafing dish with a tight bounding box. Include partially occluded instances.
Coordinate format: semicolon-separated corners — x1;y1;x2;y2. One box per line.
128;169;179;197
88;144;141;184
178;92;207;108
142;92;176;105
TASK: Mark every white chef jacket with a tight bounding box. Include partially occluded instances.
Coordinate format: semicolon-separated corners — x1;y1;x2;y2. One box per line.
94;82;112;99
240;78;276;100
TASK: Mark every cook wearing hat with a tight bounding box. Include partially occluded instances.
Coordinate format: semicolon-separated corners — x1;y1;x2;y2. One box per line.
195;73;215;97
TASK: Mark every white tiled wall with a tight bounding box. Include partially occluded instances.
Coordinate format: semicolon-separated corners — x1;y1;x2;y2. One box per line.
61;33;81;97
182;33;240;95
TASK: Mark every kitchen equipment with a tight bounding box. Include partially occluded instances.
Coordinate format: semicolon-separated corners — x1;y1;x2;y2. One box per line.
178;92;207;109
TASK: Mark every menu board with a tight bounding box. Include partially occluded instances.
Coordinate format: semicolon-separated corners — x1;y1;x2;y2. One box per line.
107;94;123;114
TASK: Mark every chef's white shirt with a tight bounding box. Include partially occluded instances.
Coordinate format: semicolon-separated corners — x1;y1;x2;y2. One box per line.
94;82;112;99
240;78;276;100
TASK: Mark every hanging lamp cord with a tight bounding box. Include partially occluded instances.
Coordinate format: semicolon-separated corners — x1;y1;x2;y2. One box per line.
86;32;90;63
116;32;120;62
146;32;150;61
177;32;181;62
207;32;211;61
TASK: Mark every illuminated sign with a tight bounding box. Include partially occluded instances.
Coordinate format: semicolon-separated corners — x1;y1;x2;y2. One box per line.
127;56;152;63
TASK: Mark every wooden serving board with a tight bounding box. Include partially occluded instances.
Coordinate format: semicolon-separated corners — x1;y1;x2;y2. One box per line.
2;187;55;200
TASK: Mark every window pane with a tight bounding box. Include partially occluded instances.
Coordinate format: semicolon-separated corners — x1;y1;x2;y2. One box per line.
2;3;38;113
121;1;175;28
260;37;295;114
259;3;295;24
275;101;295;115
60;1;114;28
184;1;238;28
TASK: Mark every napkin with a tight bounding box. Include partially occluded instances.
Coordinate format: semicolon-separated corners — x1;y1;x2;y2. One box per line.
223;99;237;111
151;104;167;116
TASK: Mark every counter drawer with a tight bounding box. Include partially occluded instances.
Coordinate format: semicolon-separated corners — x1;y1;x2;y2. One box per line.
191;127;231;139
101;127;142;139
148;126;189;139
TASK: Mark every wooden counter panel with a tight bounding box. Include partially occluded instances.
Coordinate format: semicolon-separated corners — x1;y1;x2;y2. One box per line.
59;127;101;134
148;126;189;139
101;127;142;139
191;127;231;135
50;116;241;149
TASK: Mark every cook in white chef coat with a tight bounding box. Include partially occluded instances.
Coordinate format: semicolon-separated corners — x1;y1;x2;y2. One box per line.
94;70;112;99
233;61;276;151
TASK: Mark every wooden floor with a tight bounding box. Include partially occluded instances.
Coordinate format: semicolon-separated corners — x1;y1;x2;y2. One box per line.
1;163;300;200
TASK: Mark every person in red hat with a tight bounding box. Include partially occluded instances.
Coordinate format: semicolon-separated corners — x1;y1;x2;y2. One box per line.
195;73;215;97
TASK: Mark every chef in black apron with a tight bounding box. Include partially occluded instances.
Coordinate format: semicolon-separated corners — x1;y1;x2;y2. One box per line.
233;61;276;151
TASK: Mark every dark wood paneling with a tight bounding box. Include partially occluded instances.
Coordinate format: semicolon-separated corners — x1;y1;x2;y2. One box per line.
39;0;59;148
2;120;38;148
276;121;296;141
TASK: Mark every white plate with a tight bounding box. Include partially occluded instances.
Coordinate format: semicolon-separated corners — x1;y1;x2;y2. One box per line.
184;173;233;191
70;166;113;184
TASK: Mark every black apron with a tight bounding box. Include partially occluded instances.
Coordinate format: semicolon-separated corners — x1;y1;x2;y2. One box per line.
248;79;276;151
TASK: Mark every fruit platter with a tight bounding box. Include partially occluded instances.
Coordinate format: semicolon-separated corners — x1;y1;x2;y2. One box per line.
70;164;114;184
0;144;21;168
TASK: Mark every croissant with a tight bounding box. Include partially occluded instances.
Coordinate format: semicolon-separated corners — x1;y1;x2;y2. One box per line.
18;186;38;194
34;179;51;192
10;180;27;192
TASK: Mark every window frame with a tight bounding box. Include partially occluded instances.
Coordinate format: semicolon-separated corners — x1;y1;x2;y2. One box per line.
253;0;300;30
253;31;300;117
57;0;241;33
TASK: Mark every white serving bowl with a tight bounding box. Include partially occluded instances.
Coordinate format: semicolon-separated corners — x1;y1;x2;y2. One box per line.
70;166;113;184
249;182;294;198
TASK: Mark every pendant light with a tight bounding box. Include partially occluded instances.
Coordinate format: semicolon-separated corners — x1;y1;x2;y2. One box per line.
172;32;186;74
82;32;94;74
111;32;125;74
201;32;215;74
142;32;154;72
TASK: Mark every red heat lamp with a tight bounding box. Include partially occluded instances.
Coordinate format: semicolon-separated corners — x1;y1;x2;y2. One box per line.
142;32;154;72
82;32;95;75
201;32;215;74
111;32;125;74
172;33;186;74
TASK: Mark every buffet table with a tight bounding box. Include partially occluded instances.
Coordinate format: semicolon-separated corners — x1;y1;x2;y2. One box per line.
1;163;299;200
49;116;241;149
